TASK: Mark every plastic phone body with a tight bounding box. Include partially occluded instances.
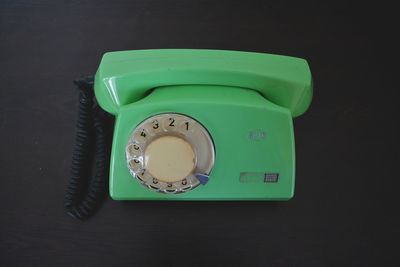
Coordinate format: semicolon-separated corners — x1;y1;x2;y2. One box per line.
94;49;312;200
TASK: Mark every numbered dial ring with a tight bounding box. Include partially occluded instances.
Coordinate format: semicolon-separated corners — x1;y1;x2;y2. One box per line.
125;113;215;194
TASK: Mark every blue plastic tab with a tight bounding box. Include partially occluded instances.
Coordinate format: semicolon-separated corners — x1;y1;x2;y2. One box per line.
195;174;210;185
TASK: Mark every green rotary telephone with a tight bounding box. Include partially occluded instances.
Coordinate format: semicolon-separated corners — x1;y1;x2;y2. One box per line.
65;49;313;219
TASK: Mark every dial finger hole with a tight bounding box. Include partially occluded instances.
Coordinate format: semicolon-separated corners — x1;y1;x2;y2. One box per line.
129;158;142;170
178;120;195;135
133;128;148;143
163;116;180;131
162;182;178;194
145;119;162;135
181;178;188;186
136;169;152;182
127;144;142;157
148;177;161;191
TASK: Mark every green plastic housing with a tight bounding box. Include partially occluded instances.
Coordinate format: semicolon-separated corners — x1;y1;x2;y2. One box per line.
94;49;313;200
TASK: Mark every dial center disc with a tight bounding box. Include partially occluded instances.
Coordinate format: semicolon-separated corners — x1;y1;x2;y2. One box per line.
144;136;195;183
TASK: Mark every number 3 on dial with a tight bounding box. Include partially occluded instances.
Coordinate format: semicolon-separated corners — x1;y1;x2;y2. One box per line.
147;120;161;134
152;120;159;129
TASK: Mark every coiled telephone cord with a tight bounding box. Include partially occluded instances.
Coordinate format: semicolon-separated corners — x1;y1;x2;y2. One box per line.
64;76;108;220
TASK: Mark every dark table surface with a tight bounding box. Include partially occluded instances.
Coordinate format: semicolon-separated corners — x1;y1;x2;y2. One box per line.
1;1;398;266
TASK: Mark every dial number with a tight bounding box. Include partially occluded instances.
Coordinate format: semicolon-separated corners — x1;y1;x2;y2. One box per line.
129;159;142;170
164;117;178;131
146;119;162;135
133;128;148;143
179;120;194;135
127;144;141;157
136;170;152;182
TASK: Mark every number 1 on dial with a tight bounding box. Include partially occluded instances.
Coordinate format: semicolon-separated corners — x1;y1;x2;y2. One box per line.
179;121;194;135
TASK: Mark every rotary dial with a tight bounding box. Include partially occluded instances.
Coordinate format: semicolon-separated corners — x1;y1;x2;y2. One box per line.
125;113;215;194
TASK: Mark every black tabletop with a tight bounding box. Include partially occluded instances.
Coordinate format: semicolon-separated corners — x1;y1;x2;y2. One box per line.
1;1;398;266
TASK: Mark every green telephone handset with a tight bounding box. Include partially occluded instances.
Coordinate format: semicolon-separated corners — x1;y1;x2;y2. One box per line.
94;49;312;200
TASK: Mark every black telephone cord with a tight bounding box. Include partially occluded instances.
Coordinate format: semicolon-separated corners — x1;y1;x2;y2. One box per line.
64;76;108;220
